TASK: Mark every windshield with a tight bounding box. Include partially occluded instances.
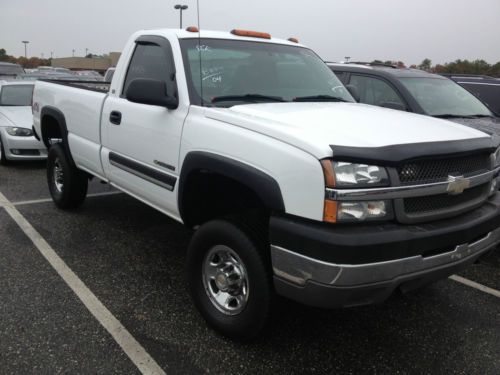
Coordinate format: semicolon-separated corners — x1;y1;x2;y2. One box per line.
180;38;354;106
400;77;492;117
0;85;34;106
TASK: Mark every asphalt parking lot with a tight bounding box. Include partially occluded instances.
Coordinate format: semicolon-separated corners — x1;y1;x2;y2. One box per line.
1;161;499;374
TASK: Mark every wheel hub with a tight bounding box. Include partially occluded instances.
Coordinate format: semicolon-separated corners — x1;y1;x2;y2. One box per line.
202;245;249;315
53;158;64;193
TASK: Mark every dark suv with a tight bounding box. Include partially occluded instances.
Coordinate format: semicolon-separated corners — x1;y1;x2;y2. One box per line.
441;74;500;116
328;62;500;136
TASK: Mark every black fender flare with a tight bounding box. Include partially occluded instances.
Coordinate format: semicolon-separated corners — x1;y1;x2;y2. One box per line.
40;106;77;167
178;151;285;222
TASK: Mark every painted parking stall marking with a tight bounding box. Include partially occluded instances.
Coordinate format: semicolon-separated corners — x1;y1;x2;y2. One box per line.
0;190;166;375
449;274;500;299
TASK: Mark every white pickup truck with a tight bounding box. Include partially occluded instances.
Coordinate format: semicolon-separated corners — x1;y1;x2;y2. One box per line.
32;28;500;339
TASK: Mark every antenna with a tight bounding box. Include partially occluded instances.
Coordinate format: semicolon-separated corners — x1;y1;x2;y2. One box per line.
197;0;203;106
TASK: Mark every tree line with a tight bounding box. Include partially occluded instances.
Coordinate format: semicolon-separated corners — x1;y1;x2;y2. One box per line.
2;47;500;78
0;48;51;69
373;58;500;77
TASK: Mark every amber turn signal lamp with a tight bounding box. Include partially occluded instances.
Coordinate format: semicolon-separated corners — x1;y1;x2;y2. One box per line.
323;200;337;223
186;26;199;32
231;29;271;39
320;160;336;188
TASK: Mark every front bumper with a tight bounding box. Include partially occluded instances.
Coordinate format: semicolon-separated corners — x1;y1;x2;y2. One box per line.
0;128;47;161
270;193;500;308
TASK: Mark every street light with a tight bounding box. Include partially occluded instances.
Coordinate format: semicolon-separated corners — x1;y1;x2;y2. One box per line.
174;4;188;28
22;41;29;58
50;51;54;59
85;48;89;57
72;49;75;57
344;56;351;63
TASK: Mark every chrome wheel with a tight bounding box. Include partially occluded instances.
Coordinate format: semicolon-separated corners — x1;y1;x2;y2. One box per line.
202;245;249;315
53;158;64;192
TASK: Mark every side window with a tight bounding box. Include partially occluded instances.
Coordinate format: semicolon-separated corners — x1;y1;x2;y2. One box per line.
123;42;175;96
333;71;348;84
349;75;405;107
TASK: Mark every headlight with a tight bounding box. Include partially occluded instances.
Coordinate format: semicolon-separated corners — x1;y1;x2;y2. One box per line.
324;199;393;223
5;127;33;137
332;161;389;187
493;147;500;167
337;200;392;221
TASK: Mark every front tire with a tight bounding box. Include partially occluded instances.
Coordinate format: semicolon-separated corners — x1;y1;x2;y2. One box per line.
47;143;88;209
186;219;273;340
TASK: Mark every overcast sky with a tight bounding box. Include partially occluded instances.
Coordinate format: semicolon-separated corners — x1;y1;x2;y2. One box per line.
1;0;499;65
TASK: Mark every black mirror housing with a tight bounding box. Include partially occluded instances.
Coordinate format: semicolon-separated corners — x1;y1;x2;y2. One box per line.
125;78;178;109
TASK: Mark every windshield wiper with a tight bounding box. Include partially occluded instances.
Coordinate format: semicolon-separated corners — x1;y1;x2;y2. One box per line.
211;94;287;104
293;95;349;103
433;114;494;119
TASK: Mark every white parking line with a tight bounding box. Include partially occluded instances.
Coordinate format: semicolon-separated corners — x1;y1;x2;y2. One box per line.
450;275;500;299
12;191;123;206
0;191;166;375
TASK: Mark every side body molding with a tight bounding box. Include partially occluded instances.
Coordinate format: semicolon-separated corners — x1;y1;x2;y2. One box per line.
178;151;285;221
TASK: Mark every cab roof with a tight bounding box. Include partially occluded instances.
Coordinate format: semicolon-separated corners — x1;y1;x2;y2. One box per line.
139;28;305;47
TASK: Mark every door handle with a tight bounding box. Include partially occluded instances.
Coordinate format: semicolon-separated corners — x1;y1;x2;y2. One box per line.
109;111;122;125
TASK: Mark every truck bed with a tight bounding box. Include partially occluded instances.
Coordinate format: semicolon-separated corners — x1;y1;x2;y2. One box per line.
40;79;110;93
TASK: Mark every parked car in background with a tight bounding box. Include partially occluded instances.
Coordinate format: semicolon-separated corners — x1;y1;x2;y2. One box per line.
0;81;46;164
75;70;104;81
441;74;500;116
0;62;25;79
104;67;115;82
328;62;500;136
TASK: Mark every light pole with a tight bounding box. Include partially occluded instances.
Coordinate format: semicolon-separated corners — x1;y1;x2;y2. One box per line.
85;48;89;57
72;49;75;57
344;56;351;63
50;51;53;59
174;4;188;28
22;41;29;58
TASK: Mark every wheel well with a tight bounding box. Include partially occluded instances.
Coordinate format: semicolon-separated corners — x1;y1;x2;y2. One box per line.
41;114;63;148
180;170;268;227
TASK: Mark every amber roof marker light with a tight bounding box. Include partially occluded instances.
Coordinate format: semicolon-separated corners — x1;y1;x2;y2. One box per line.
288;37;299;43
186;26;199;32
230;29;272;39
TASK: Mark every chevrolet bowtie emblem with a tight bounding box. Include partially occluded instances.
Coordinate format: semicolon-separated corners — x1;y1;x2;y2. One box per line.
446;175;470;195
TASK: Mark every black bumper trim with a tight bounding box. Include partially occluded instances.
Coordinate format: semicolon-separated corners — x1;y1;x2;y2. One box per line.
270;193;500;265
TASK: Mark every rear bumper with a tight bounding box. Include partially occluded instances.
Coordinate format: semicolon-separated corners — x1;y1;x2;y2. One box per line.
270;193;500;308
0;128;47;160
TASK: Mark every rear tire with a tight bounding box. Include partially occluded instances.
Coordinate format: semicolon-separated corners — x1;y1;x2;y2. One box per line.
47;143;88;209
186;219;273;340
0;135;10;165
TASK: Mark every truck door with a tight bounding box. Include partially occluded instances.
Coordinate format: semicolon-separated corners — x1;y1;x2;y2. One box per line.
101;36;187;219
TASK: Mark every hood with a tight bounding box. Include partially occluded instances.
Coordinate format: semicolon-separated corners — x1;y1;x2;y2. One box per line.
0;106;33;129
205;103;490;158
446;116;500;137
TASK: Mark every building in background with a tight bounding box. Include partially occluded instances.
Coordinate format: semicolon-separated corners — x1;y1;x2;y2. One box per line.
51;52;121;73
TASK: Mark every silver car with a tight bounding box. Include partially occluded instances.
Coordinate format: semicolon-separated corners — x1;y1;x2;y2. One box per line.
0;81;47;164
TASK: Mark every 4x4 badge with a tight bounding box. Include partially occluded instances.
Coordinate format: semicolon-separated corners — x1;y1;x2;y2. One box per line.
446;175;470;195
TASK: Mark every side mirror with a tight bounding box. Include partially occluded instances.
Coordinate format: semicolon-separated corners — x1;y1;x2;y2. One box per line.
345;84;360;102
380;101;406;111
125;78;178;109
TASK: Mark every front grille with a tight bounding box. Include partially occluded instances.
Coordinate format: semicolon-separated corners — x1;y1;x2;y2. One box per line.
398;154;491;186
403;184;488;215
